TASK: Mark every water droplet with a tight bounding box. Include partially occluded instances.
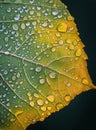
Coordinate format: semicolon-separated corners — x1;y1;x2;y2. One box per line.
66;82;71;87
15;111;23;116
30;0;34;4
59;40;64;45
82;78;89;85
4;70;8;75
5;51;9;55
10;118;16;122
65;95;71;102
49;72;56;79
7;8;11;12
34;93;39;98
67;15;74;21
17;72;20;78
21;23;25;29
12;76;16;81
30;101;34;107
42;22;48;27
41;106;46;111
14;14;20;20
56;32;61;37
35;66;42;73
47;95;54;102
37;99;44;106
57;22;67;32
73;40;77;45
47;106;52;110
75;49;82;57
52;10;58;15
69;44;74;50
56;103;63;111
39;78;45;84
12;24;18;31
51;48;56;52
66;39;72;44
5;37;9;42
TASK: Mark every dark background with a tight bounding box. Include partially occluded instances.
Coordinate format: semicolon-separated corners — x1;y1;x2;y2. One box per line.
27;0;96;130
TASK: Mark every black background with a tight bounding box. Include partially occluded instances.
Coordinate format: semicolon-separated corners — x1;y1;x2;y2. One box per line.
27;0;96;130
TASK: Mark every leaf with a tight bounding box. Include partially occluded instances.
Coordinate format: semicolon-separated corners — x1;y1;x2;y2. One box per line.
0;0;95;130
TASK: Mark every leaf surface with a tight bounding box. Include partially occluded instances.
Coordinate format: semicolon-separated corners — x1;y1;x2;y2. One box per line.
0;0;95;130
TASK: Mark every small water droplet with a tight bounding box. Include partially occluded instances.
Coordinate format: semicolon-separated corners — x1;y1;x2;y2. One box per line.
82;78;89;85
56;103;63;111
39;78;45;84
65;95;71;102
14;14;20;20
17;72;20;78
35;66;42;73
49;72;56;79
67;15;74;21
10;118;16;122
37;99;44;106
42;22;48;27
47;95;54;102
52;10;58;15
59;40;64;45
12;24;18;31
12;76;16;81
41;106;46;111
75;49;82;57
30;0;34;4
21;23;25;29
51;48;56;52
30;101;34;107
15;111;23;116
57;22;67;33
66;82;71;87
7;8;11;12
5;51;9;55
47;106;52;110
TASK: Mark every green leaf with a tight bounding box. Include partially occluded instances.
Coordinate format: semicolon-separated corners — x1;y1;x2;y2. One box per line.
0;0;95;130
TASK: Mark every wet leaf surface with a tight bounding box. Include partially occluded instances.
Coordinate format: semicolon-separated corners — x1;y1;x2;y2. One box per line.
0;0;95;130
